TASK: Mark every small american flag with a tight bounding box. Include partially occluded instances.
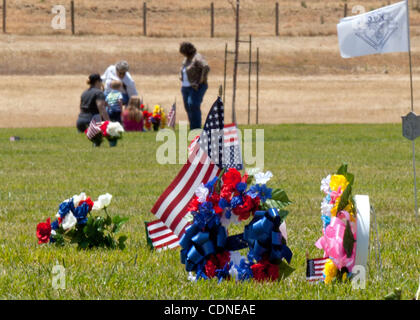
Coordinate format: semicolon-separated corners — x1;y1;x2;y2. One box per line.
150;97;243;242
167;103;176;129
86;119;102;140
306;257;328;282
223;124;243;170
145;220;180;251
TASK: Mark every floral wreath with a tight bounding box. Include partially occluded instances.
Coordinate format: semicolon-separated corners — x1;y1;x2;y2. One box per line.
315;164;357;283
180;168;293;282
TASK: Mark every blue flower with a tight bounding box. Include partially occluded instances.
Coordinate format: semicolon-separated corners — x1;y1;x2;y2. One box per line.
51;219;60;230
218;198;230;209
58;199;72;218
247;184;272;202
73;202;90;225
321;214;331;229
235;182;247;193
205;176;219;192
236;259;253;281
230;196;243;208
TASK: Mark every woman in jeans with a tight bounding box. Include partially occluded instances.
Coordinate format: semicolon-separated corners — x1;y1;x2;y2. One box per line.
179;42;210;130
76;73;110;132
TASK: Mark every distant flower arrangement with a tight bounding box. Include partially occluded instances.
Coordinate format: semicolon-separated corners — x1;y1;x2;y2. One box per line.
36;193;128;250
180;168;293;282
316;164;357;283
85;120;124;147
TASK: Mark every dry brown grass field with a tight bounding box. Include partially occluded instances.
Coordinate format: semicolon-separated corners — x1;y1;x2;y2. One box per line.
1;0;420;127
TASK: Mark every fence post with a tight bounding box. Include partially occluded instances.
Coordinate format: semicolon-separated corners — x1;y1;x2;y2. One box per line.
71;0;75;35
344;3;348;17
143;2;147;36
223;43;228;104
210;2;214;38
2;0;6;33
275;2;279;36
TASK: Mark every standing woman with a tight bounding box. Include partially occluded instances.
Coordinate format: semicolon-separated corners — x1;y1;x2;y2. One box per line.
76;73;110;132
179;42;210;130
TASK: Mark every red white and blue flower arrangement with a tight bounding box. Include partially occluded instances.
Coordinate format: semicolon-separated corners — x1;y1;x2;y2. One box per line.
180;168;293;282
36;193;128;250
85;120;124;147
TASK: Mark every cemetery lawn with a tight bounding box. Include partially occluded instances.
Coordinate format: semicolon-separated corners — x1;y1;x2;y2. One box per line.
0;124;418;300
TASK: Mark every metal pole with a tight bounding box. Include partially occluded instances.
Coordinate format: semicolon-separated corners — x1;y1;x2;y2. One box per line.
406;0;418;217
256;47;260;125
71;0;75;35
344;3;348;17
211;2;214;38
231;0;240;124
223;43;228;105
2;0;6;33
247;34;252;125
143;2;147;36
275;2;279;36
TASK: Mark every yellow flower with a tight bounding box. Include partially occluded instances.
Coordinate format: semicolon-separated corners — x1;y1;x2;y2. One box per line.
323;259;338;284
341;272;348;282
329;174;349;192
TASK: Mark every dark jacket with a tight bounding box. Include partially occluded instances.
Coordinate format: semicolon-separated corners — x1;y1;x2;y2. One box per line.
180;53;210;87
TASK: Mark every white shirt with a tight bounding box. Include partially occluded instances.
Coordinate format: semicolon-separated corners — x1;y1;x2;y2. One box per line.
101;65;139;97
182;67;191;87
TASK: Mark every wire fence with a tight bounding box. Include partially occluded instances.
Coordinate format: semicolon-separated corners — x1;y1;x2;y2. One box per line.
2;0;408;38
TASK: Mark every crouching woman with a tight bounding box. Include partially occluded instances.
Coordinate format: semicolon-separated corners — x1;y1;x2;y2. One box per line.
76;73;110;132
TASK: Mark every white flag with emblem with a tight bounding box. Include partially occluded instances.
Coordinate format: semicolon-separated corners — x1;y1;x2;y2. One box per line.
337;1;409;58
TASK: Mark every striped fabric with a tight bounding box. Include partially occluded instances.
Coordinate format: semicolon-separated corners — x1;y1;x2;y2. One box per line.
86;119;102;141
167;103;176;128
306;257;328;282
145;220;180;251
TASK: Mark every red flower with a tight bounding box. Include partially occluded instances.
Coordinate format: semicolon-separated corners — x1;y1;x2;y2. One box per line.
232;195;254;221
205;259;217;278
250;263;266;281
251;259;279;281
220;184;234;201
187;196;200;212
79;197;94;211
209;193;223;215
216;251;231;268
222;168;242;189
99;121;110;137
36;218;51;244
266;262;279;281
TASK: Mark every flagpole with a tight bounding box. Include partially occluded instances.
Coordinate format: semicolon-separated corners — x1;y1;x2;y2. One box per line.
406;0;418;217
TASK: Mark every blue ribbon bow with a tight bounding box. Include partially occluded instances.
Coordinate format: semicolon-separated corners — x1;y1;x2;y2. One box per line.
244;208;293;265
180;208;228;272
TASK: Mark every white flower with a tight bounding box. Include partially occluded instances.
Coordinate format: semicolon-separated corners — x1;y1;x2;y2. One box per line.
187;272;197;282
229;265;239;280
92;193;112;210
246;167;262;176
51;230;56;236
62;212;77;230
229;251;245;266
107;122;124;138
183;212;194;224
321;198;333;217
72;192;86;207
195;183;209;203
320;174;331;194
254;171;273;184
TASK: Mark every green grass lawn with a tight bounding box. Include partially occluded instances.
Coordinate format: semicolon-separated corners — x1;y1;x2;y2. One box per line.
0;124;418;300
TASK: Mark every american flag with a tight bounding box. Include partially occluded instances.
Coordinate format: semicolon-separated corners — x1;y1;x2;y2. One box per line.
145;220;180;251
223;124;243;170
86;119;102;140
306;257;328;282
167;103;176;129
150;97;243;247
